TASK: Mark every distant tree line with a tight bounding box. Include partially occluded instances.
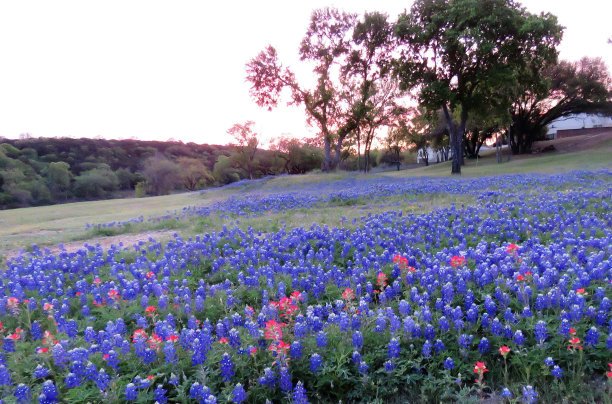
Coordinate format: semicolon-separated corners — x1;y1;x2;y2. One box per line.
0;136;327;209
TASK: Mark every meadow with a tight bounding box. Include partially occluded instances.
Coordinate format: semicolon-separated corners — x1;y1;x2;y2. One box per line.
0;147;611;403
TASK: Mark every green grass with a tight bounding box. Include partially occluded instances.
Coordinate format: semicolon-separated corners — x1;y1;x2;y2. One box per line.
384;140;612;178
1;141;610;258
0;188;239;256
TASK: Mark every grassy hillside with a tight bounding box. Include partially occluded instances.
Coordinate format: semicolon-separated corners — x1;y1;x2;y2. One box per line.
1;135;610;258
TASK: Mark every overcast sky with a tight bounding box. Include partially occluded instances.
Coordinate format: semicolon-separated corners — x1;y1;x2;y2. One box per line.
0;0;610;146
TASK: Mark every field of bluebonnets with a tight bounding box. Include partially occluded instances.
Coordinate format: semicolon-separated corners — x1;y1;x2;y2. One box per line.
1;169;611;403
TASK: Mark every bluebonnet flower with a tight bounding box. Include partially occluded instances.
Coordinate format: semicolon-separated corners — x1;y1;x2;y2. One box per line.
491;318;503;336
388;337;401;359
585;327;600;347
168;373;179;386
279;366;292;392
0;365;11;386
31;321;43;340
359;360;369;375
95;368;110;391
64;372;80;388
422;340;432;358
478;337;490;354
315;331;328;347
3;338;15;353
551;365;563;378
154;385;167;403
352;331;363;350
375;312;386;332
433;339;445;353
220;353;234;382
164;342;178;364
514;330;525;346
534;320;548;344
384;360;395;372
521;385;538;403
190;382;213;403
125;383;138;401
38;380;58;404
310;353;323;373
230;383;246;403
501;388;513;398
352;351;361;366
293;381;309;404
34;365;50;379
458;334;473;349
544;357;555;367
258;367;277;388
558;319;571;337
14;383;31;403
290;340;303;359
443;357;454;370
438;316;450;332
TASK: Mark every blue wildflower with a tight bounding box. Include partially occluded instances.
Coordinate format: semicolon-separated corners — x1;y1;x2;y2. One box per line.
232;383;247;403
220;352;234;382
310;353;323;373
293;381;309;404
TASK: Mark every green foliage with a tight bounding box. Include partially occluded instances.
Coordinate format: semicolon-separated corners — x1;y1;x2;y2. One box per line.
394;0;563;173
47;161;71;199
510;57;612;154
73;165;119;199
115;167;136;190
134;181;147;198
213;155;241;185
227;121;259;180
0;136;322;209
247;8;401;172
142;155;180;196
178;157;215;191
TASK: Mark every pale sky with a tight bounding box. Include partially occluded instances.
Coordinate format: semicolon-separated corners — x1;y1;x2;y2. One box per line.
0;0;610;146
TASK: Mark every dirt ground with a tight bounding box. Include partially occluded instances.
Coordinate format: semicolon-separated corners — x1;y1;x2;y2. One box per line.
533;130;612;153
4;230;177;260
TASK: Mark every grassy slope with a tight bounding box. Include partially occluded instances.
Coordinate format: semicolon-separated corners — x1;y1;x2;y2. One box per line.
385;136;612;178
1;137;610;257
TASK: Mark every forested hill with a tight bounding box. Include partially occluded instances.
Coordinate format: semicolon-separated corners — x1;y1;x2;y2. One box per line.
0;136;323;209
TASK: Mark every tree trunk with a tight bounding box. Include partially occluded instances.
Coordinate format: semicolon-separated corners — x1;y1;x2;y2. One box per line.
442;104;462;175
333;132;349;170
395;149;401;171
323;137;332;172
496;134;502;164
356;130;361;172
507;128;512;161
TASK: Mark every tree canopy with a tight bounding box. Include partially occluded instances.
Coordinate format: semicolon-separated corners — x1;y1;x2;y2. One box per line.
393;0;563;173
510;56;612;153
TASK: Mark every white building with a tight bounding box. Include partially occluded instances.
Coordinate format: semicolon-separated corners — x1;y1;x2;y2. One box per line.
546;113;612;138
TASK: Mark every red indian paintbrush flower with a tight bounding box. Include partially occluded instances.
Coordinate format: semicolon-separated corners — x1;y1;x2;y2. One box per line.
498;346;510;357
506;244;519;253
342;288;355;301
473;362;489;374
450;256;466;268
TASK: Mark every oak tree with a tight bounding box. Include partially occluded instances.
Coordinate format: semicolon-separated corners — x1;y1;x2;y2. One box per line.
394;0;562;174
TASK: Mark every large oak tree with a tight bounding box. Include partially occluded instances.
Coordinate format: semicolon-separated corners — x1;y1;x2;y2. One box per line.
246;9;401;172
393;0;562;174
510;57;612;153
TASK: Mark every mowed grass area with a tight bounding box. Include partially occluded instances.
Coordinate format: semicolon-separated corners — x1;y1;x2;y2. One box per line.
385;134;612;178
1;135;610;258
0;188;240;256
